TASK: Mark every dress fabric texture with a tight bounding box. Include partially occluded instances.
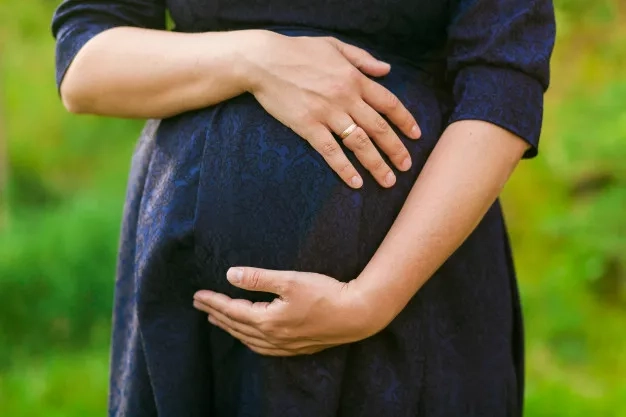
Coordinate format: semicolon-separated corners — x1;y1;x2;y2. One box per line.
52;1;555;416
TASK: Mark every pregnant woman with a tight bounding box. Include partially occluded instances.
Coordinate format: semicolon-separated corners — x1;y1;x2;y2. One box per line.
52;1;555;416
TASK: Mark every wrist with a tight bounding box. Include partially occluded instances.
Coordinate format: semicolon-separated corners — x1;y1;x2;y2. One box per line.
227;29;278;93
344;276;399;338
350;267;419;332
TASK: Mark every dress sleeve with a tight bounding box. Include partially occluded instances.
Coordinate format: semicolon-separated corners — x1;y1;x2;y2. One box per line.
445;0;556;158
51;0;166;90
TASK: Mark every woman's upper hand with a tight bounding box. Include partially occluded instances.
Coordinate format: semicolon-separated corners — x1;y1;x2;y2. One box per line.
193;267;382;356
239;31;421;188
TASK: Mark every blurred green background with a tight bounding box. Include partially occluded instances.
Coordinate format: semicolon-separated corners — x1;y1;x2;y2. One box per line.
0;0;625;416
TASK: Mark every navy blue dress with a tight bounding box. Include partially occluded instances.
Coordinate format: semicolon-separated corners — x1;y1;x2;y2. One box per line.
52;1;555;416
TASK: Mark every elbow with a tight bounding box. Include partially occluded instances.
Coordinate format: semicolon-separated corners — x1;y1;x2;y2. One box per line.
61;95;87;115
60;79;90;114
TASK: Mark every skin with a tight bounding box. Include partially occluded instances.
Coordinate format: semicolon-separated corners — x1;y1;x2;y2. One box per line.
61;26;530;357
193;120;530;356
62;28;421;188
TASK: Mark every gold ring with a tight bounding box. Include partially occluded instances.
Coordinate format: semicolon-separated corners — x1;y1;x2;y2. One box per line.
339;123;358;140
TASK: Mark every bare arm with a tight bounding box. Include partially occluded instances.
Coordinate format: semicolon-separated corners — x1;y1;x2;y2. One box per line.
190;0;555;356
54;0;421;188
352;120;527;327
60;28;260;118
190;121;529;355
350;0;556;327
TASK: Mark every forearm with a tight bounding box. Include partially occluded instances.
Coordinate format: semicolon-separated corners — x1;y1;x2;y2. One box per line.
60;27;262;118
352;120;529;327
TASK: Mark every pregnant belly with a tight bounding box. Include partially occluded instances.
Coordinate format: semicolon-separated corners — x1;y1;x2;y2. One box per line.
152;52;447;298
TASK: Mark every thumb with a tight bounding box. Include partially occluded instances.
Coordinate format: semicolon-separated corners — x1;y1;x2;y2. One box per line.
227;267;294;295
326;37;391;77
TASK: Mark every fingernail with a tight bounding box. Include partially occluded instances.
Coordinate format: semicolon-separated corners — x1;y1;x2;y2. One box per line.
410;125;421;139
401;157;412;171
385;171;396;187
227;267;243;284
350;175;363;188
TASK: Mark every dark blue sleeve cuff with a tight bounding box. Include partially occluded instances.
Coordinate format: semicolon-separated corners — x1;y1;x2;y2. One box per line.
54;22;118;90
447;65;545;159
52;0;166;91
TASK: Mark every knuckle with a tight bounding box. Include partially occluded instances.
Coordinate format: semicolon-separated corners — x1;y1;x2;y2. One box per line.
391;143;408;158
278;273;297;294
260;321;277;337
248;269;262;289
251;315;264;328
273;326;292;342
303;98;326;119
383;91;400;111
336;161;354;176
302;36;322;49
322;36;338;46
371;157;387;172
327;80;352;100
292;107;315;126
373;116;390;135
320;140;340;157
402;110;415;126
351;58;366;71
342;66;362;84
282;327;295;341
352;129;370;149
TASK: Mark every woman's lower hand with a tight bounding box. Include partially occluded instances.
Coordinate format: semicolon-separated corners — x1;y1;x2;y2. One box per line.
239;31;421;189
193;267;381;356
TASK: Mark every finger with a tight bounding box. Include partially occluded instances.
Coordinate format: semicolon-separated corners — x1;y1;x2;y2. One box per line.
350;101;412;172
206;303;332;352
324;37;390;77
194;300;266;339
245;343;330;357
362;81;421;140
330;120;396;188
343;127;396;188
245;343;299;357
301;124;363;189
209;312;325;352
193;291;263;326
208;315;279;349
226;267;301;297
